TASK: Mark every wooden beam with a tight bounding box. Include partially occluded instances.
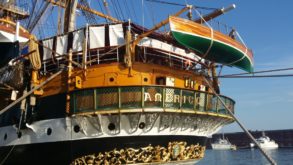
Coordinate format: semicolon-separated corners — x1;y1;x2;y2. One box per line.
194;4;236;23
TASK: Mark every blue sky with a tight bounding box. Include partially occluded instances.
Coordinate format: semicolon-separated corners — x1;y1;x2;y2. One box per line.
139;0;293;132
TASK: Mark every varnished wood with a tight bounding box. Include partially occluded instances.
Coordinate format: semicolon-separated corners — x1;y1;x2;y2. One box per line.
170;16;253;61
39;62;207;97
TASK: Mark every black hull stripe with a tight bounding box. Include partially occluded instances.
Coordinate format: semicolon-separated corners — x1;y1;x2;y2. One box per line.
0;135;207;165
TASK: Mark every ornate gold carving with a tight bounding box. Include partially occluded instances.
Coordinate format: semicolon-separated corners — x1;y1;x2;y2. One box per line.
71;141;205;165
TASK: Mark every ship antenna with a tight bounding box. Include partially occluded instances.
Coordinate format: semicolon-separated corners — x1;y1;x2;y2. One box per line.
203;78;277;165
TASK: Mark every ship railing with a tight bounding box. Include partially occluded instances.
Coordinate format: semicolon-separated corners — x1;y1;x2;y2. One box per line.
40;45;207;76
206;19;245;44
208;19;232;36
141;48;207;74
70;86;235;116
41;46;122;74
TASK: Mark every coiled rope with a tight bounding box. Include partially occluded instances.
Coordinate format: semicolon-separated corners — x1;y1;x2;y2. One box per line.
28;35;41;70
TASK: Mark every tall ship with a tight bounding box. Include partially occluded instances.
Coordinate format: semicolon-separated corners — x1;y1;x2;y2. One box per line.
0;0;253;164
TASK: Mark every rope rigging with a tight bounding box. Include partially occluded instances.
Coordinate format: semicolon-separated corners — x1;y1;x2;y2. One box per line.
203;77;277;165
146;0;218;10
215;67;293;78
79;0;98;25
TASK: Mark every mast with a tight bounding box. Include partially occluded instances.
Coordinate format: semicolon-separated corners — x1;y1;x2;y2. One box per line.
194;4;236;23
63;0;78;33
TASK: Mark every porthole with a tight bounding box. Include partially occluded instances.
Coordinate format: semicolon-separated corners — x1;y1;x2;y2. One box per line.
109;77;114;82
74;125;80;133
143;78;148;82
139;122;145;129
47;128;52;136
4;133;7;141
108;123;116;131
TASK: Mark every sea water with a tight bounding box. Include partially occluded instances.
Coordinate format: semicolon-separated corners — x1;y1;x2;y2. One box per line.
197;148;293;165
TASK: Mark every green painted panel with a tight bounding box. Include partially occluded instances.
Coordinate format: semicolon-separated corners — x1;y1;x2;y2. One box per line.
172;31;253;72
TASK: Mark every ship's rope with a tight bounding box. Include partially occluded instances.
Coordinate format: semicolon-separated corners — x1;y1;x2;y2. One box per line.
193;8;214;59
213;67;293;78
28;35;42;70
217;74;293;78
141;0;145;32
0;70;63;116
109;0;121;20
97;0;109;23
0;94;26;165
222;30;250;67
235;31;247;48
116;0;126;20
128;0;139;23
203;77;277;165
224;52;247;67
146;0;217;10
0;145;16;165
122;0;132;21
145;0;156;27
30;38;82;68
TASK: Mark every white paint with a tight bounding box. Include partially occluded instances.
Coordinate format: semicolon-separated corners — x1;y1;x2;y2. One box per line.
0;112;228;147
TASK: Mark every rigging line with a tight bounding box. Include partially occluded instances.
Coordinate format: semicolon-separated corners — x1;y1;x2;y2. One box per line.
145;0;156;27
217;65;224;76
204;77;277;165
85;44;127;64
187;8;213;69
129;0;138;23
116;0;126;21
146;0;217;10
142;0;145;32
123;0;132;21
0;145;16;165
220;67;293;77
27;1;51;33
26;0;38;29
48;5;57;34
235;31;247;47
97;0;108;23
109;0;120;20
111;0;122;20
0;69;64;116
111;0;121;20
217;74;293;78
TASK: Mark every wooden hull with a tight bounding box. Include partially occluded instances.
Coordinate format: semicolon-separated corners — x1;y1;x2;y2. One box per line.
169;16;253;72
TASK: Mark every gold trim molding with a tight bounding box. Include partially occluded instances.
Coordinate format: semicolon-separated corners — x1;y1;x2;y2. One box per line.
71;141;205;164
